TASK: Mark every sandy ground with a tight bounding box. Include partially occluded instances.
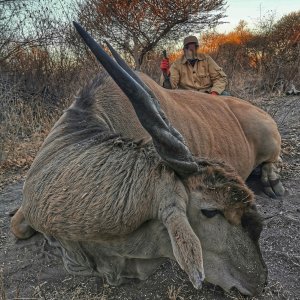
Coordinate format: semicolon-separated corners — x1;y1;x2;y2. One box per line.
0;95;299;300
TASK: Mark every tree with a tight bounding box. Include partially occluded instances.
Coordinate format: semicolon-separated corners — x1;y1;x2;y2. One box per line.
271;11;300;55
77;0;226;69
269;11;300;83
0;0;73;64
0;0;27;63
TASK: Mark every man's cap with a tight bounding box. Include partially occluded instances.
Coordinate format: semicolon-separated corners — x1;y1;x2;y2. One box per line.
183;36;199;47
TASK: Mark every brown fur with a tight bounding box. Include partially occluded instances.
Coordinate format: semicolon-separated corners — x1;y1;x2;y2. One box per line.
10;208;35;239
17;74;258;239
184;161;255;225
10;72;269;294
96;72;281;180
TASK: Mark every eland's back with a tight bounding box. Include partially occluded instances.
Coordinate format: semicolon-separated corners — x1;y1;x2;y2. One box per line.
94;73;281;181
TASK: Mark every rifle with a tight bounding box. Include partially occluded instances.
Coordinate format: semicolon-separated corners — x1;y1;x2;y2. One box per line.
163;49;167;59
162;49;171;89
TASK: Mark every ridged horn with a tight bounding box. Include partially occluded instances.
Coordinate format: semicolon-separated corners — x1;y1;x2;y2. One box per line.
104;40;186;144
73;21;198;176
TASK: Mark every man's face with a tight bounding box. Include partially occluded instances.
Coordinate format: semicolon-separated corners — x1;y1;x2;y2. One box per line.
185;42;197;51
184;42;198;60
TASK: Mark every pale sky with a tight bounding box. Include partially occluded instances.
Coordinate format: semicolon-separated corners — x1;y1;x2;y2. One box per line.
216;0;299;32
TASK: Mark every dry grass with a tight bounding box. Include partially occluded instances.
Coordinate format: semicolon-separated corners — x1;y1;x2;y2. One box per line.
167;285;184;300
0;72;71;188
0;52;102;187
0;273;110;300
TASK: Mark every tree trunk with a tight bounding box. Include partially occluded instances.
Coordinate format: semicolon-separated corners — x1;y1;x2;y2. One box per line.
133;36;140;70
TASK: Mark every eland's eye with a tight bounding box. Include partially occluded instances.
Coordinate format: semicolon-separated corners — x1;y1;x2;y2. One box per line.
201;209;220;218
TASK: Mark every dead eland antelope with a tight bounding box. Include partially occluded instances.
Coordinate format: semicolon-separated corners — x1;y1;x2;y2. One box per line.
11;22;285;296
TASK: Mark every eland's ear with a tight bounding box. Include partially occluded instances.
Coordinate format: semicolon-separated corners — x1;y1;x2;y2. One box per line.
158;178;205;289
241;208;263;242
162;205;205;289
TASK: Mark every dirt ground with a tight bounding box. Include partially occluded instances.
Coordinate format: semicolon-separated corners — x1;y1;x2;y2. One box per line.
0;95;299;300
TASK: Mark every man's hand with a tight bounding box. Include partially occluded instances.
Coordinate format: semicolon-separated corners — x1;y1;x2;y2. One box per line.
160;58;170;75
210;91;219;96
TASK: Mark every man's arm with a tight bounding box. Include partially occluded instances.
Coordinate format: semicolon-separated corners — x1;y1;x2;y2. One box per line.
169;63;180;89
207;56;228;95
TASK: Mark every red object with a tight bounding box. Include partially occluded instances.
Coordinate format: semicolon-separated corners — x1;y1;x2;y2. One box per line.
210;91;219;96
160;58;170;75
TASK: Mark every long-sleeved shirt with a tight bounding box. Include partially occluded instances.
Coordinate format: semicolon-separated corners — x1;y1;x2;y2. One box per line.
161;53;228;94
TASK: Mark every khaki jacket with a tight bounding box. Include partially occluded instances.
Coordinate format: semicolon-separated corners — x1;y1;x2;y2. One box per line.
161;54;227;94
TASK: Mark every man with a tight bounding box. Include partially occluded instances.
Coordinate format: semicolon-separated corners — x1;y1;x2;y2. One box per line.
160;36;228;96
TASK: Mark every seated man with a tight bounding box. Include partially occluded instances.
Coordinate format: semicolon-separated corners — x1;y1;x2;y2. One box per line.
160;36;229;96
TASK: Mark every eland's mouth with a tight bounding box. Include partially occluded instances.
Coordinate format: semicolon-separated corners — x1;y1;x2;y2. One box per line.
212;266;267;297
229;286;252;296
225;277;266;296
